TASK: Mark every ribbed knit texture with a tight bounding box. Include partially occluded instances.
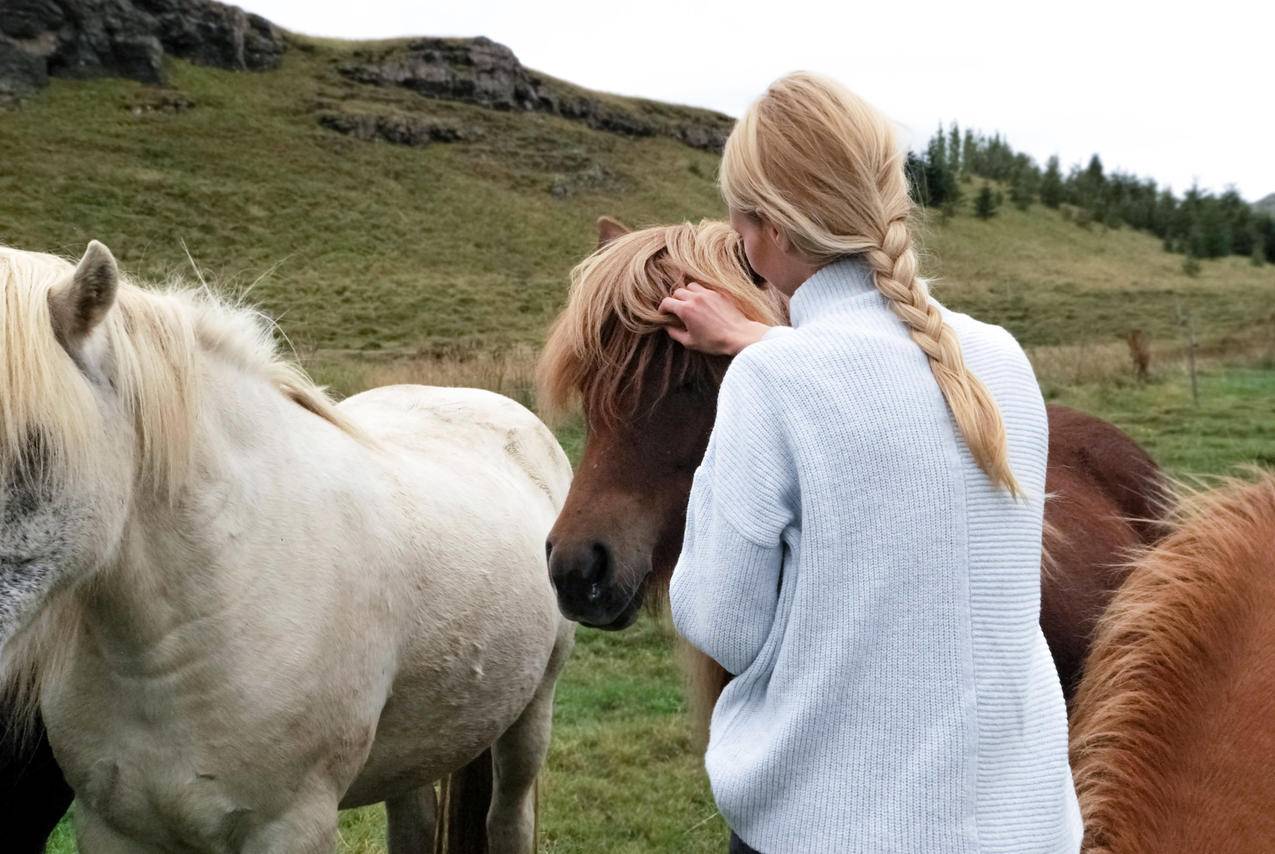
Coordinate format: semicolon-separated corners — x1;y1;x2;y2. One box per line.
669;258;1082;854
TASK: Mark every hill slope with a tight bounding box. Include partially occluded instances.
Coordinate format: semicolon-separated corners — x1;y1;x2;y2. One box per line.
2;34;1271;362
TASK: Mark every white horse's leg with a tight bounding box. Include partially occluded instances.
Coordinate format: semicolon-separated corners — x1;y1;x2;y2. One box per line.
386;785;438;853
240;797;340;854
76;808;165;854
487;624;574;854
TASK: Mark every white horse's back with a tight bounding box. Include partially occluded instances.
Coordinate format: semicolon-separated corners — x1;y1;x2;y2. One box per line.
339;384;572;515
334;385;574;807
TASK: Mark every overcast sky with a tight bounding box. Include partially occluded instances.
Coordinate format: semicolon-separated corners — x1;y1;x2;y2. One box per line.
238;0;1273;201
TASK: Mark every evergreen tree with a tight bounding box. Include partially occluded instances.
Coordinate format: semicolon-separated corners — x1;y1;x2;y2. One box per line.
905;151;930;205
948;123;962;179
1255;213;1275;263
921;126;961;208
1085;154;1105;185
1182;250;1201;277
1040;156;1064;208
1010;175;1034;211
975;184;998;220
901;120;1263;267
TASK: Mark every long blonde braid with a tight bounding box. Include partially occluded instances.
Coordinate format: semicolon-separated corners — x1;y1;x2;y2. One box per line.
720;72;1022;497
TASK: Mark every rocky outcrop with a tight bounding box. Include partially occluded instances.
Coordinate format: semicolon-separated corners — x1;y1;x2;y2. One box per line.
336;36;733;152
0;0;285;101
317;110;478;147
338;37;545;113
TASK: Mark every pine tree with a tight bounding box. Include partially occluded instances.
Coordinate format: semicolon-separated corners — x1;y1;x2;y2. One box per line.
1182;251;1201;277
922;127;961;209
1040;156;1064;208
1010;175;1034;211
975;184;998;220
905;151;930;205
949;123;962;180
1085;154;1105;185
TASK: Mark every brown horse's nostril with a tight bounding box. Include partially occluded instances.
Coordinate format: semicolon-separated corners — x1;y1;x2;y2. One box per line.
544;539;554;566
585;542;610;587
546;536;645;629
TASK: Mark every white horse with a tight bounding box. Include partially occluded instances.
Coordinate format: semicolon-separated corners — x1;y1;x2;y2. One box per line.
0;241;574;853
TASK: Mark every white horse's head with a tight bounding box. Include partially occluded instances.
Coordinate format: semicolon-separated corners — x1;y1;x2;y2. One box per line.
0;242;355;659
0;242;138;649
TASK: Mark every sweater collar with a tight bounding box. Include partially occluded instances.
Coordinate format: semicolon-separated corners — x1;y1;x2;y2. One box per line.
788;256;879;327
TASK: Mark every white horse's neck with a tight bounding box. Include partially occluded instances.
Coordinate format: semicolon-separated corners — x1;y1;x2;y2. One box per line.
80;355;377;676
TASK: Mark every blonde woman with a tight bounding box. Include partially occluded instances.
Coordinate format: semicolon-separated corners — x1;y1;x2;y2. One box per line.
662;74;1082;854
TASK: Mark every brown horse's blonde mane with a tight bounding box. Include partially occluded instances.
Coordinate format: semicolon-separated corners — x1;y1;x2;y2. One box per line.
1069;471;1275;853
537;221;785;426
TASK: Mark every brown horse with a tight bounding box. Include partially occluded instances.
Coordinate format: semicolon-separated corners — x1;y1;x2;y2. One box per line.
1070;473;1275;853
541;218;1168;718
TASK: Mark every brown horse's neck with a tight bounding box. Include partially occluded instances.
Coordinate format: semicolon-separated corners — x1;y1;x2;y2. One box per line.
1071;478;1275;854
1150;587;1275;853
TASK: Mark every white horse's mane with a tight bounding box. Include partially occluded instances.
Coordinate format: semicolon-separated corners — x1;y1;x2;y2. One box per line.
0;245;357;499
1;245;362;741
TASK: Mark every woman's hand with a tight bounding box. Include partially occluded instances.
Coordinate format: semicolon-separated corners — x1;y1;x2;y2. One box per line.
659;282;773;356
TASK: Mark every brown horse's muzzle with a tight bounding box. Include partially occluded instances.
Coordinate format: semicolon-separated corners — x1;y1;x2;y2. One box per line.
545;532;650;630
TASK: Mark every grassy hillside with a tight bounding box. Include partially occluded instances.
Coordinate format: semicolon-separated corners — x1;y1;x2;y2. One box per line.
10;33;1274;854
1;42;726;355
3;41;1272;364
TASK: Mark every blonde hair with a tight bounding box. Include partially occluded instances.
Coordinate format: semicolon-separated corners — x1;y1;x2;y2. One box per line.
0;245;356;500
537;220;784;425
720;72;1021;496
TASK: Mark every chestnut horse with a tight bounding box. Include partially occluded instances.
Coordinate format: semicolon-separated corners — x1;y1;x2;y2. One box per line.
1070;473;1275;853
541;218;1168;722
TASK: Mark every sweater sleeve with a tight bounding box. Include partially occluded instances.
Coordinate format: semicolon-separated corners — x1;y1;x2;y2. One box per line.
669;350;798;676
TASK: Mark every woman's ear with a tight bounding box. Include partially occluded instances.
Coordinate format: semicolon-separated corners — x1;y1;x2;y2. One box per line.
764;218;794;256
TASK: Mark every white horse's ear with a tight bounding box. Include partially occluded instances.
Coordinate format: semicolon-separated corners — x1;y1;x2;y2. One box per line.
50;240;119;358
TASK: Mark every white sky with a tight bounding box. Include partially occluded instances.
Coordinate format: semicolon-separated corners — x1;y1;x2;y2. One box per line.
238;0;1273;201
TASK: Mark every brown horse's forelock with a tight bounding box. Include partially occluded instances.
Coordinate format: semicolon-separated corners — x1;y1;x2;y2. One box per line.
582;320;727;428
537;222;784;427
1069;471;1275;852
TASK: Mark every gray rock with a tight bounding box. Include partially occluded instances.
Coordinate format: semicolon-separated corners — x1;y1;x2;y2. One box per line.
317;110;477;147
0;0;285;100
135;0;284;71
339;37;545;112
0;0;66;41
0;37;48;101
338;36;732;152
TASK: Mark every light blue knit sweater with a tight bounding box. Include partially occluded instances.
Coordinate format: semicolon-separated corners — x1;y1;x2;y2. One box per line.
669;258;1082;853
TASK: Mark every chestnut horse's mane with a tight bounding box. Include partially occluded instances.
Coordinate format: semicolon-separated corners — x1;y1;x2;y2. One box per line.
537;221;785;426
1069;472;1275;852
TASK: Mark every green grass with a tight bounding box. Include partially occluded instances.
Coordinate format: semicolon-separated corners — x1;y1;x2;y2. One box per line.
1049;365;1275;476
13;31;1274;854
